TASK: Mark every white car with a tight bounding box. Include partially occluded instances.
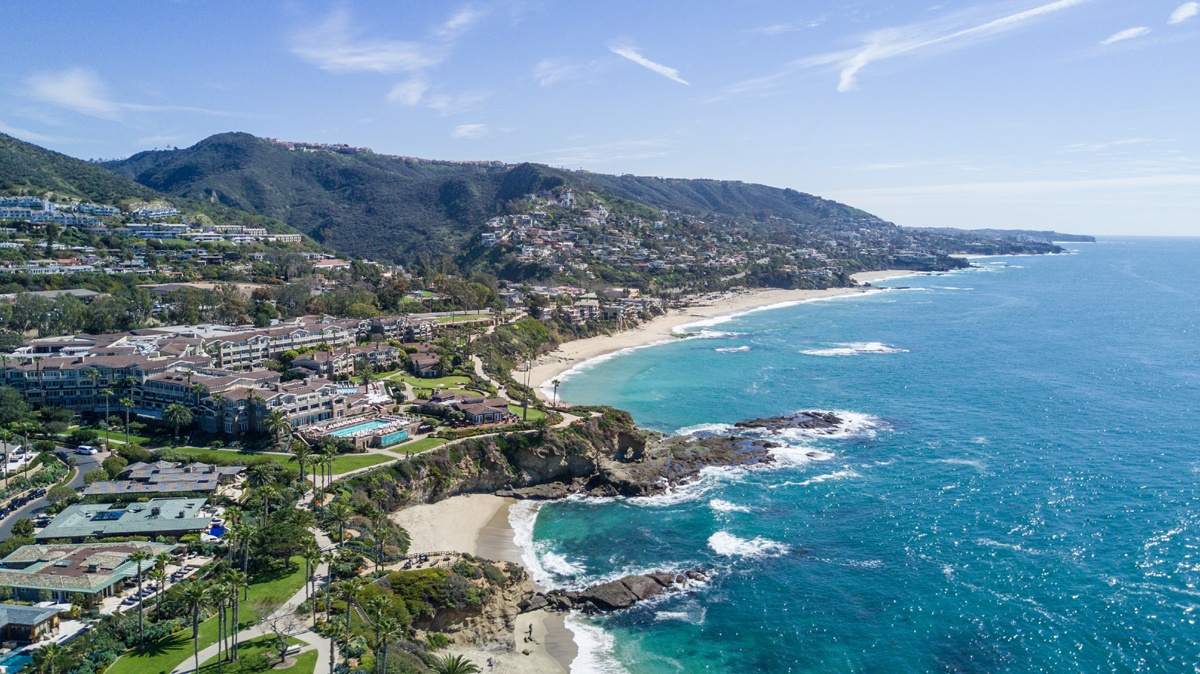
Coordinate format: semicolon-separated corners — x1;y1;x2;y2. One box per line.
75;445;100;455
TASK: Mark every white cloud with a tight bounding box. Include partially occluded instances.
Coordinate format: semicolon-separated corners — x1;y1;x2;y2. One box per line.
1101;27;1151;45
781;0;1090;93
25;68;230;119
608;42;689;85
1169;2;1199;24
386;79;430;106
451;123;488;139
27;68;121;119
435;6;486;40
291;8;439;74
533;58;602;86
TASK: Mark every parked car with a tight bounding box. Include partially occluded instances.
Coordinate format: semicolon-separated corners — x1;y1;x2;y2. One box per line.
75;445;99;455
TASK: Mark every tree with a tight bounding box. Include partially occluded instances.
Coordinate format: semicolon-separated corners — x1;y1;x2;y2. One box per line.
373;616;404;674
254;597;304;664
224;570;249;660
326;500;353;547
149;566;168;607
83;468;108;484
263;410;291;449
288;441;313;486
30;642;69;674
119;396;134;445
431;654;483;674
11;518;34;536
551;379;561;409
46;484;77;506
339;578;365;650
179;581;210;672
128;550;153;647
163;403;193;440
100;388;114;432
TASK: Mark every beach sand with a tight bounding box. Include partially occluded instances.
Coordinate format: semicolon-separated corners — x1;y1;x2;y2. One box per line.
522;271;917;401
392;495;574;673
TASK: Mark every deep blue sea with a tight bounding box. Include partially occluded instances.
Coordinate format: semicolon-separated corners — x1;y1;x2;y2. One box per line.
511;238;1200;673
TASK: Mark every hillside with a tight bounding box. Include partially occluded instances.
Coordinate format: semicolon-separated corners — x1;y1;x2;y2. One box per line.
103;133;888;263
0;132;160;204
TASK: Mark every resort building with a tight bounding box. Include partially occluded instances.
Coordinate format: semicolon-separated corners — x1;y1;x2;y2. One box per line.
35;498;215;542
0;542;177;602
82;462;244;497
0;605;61;643
301;415;421;450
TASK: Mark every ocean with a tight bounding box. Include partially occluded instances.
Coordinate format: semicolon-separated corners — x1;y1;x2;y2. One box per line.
511;238;1200;673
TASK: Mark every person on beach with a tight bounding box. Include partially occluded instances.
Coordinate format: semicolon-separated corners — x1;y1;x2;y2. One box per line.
526;624;534;642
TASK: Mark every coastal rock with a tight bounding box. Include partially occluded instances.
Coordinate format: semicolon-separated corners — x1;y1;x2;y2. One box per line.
538;570;701;614
734;411;843;433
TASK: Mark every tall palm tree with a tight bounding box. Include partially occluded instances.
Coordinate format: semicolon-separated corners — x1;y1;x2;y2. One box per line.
209;582;233;674
82;367;100;412
304;544;322;622
154;551;173;571
100;387;114;433
190;383;205;407
289;440;312;486
224;569;249;660
259;484;278;517
339;578;365;649
373;616;403;674
321;442;339;486
263;410;290;449
551;378;561;409
119;396;134;445
326;500;353;547
229;523;254;592
163;403;193;440
431;654;482;674
0;429;10;489
148;566;168;607
30;642;69;674
128;550;153;647
322;551;338;673
179;581;210;673
246;390;265;434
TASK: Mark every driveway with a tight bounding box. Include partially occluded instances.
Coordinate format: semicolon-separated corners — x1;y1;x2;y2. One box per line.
0;448;103;540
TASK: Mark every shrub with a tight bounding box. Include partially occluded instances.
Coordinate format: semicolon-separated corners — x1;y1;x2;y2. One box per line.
83;469;108;484
425;632;451;650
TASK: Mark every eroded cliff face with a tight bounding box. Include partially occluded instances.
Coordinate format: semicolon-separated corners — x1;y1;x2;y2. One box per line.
345;408;780;508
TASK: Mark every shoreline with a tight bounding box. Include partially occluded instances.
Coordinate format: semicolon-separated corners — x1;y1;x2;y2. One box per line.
522;270;918;401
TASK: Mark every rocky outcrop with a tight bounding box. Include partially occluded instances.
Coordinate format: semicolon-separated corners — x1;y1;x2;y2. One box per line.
734;411;843;433
526;570;706;614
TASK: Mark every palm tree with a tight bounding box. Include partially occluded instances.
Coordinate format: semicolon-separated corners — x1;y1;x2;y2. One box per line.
119;396;134;445
30;642;69;674
155;551;173;571
322;551;338;673
128;550;153;647
263;410;290;449
304;544;322;622
0;429;10;489
211;392;228;432
551;378;561;409
431;654;482;674
373;616;403;674
321;442;339;486
180;581;210;673
82;367;100;412
327;500;353;547
209;582;233;673
190;383;205;407
148;566;168;607
224;570;249;660
163;403;193;440
289;441;312;486
100;387;114;432
246;390;264;434
339;578;365;649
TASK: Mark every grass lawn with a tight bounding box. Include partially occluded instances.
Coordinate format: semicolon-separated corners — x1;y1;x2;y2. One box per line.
197;635;311;674
98;429;152;445
388;373;473;389
509;405;546;421
435;314;490;324
165;447;294;468
330;453;392;474
390;437;447;455
107;557;309;674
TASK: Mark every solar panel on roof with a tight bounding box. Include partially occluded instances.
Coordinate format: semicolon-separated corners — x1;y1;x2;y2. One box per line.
92;511;124;521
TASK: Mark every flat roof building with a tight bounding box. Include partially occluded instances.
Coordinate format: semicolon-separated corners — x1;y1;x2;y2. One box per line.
0;542;177;602
35;498;213;542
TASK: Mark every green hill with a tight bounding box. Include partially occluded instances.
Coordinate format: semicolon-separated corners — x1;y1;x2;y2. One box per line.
103;132;886;262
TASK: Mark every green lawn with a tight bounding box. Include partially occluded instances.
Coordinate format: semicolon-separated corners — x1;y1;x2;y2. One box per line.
107;557;309;674
98;429;152;445
166;447;294;468
198;635;311;674
330;453;392;474
509;405;546;421
390;437;447;455
435;314;490;324
387;373;473;389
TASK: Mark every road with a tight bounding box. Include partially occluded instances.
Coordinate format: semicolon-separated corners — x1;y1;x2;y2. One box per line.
0;448;103;540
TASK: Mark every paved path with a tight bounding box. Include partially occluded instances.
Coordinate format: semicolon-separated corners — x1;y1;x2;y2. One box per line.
172;530;335;674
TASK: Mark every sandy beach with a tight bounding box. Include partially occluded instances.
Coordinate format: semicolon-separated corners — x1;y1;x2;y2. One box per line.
391;495;574;673
522;270;917;401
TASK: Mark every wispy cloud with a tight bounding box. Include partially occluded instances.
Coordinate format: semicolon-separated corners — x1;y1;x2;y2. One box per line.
291;8;439;74
1169;2;1199;24
1101;27;1151;45
451;123;488;139
760;0;1090;93
435;6;487;40
608;41;689;85
532;58;603;86
386;79;431;106
26;68;231;119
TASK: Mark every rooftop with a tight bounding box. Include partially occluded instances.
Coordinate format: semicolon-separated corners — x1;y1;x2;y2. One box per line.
35;498;212;540
0;542;176;593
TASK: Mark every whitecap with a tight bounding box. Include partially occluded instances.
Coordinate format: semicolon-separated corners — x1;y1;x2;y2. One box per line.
707;531;789;558
654;602;707;625
931;457;987;471
797;468;861;486
709;499;754;513
542;551;587;577
801;341;908;357
714;345;751;353
565;615;631;674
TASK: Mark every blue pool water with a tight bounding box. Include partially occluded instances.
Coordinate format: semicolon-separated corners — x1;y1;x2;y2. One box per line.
328;420;390;437
522;238;1200;673
0;650;32;673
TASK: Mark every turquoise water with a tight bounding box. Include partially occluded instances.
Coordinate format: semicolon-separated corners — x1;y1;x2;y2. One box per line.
0;650;32;673
521;239;1200;673
328;420;389;437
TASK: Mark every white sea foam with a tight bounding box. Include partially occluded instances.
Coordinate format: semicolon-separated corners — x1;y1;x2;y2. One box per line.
542;551;587;577
654;602;707;624
797;468;861;486
709;499;754;513
690;329;742;339
801;341;908;357
707;531;789;558
565;615;631;674
931;457;987;471
714;345;751;353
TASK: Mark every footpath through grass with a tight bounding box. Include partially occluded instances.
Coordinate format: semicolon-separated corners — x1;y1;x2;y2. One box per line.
106;556;308;674
197;635;312;674
163;448;386;475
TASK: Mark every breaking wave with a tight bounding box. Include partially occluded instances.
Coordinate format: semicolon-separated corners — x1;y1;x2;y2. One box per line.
707;531;789;558
801;341;908;357
714;345;751;353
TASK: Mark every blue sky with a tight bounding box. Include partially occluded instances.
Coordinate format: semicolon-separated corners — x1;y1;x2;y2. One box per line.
1;0;1197;236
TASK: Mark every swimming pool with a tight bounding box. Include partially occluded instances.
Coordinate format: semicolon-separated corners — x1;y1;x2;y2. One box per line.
0;649;32;673
327;420;391;437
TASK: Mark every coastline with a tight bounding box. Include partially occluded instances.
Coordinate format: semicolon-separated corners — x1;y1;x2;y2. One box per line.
523;270;917;401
